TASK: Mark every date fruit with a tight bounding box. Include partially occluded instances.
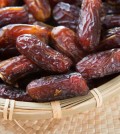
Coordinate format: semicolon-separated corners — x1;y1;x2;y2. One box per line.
101;14;120;29
26;73;89;102
77;0;101;52
0;0;17;8
24;0;51;21
53;2;80;31
0;55;40;84
76;49;120;79
0;7;28;28
16;34;72;73
0;84;33;102
0;24;50;59
99;27;120;50
51;26;85;63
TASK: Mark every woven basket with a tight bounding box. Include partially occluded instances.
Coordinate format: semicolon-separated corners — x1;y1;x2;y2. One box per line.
0;75;119;121
0;75;119;134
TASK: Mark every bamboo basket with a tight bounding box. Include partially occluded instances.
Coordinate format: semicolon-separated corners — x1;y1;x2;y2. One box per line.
0;75;119;121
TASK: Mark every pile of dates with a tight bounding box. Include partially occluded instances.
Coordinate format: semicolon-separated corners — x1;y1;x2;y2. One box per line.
0;0;120;102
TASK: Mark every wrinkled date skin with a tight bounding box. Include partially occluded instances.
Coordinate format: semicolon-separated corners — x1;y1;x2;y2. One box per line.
24;0;51;21
53;2;80;31
99;27;120;50
0;24;50;59
0;7;28;28
26;73;89;102
0;55;40;84
16;34;72;73
106;0;120;6
76;49;120;79
77;0;101;52
101;14;120;29
51;26;85;63
0;0;17;8
28;13;53;32
0;84;33;102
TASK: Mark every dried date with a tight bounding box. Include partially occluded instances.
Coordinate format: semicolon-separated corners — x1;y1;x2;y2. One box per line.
0;84;33;102
53;2;80;31
76;49;120;79
51;26;85;63
101;14;120;29
26;73;89;102
0;7;28;28
16;34;72;73
24;0;51;21
0;55;40;84
0;24;50;59
98;27;120;50
77;0;101;52
0;0;17;8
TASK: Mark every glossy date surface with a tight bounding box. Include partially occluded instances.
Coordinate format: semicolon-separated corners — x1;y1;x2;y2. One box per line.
0;24;50;59
0;84;33;102
51;26;85;63
99;27;120;50
24;0;51;21
27;72;89;102
77;0;101;52
0;7;28;28
16;34;72;73
76;49;120;79
0;55;40;84
53;2;80;31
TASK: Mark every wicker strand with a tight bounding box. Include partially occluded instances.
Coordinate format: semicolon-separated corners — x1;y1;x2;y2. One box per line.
51;101;62;119
14;120;27;133
90;88;103;107
3;99;10;120
9;100;15;120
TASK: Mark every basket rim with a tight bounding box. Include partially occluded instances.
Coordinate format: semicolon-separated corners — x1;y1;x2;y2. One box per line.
0;75;120;120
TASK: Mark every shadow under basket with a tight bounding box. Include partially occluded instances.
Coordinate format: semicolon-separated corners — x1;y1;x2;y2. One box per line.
0;75;120;120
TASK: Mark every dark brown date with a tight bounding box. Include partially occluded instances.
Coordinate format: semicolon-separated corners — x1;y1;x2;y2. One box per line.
24;0;51;21
101;14;120;29
51;26;85;63
0;0;17;8
16;34;72;73
106;0;120;6
98;27;120;50
76;49;120;79
53;2;80;31
26;73;89;102
77;0;101;52
102;2;120;14
0;55;40;84
0;24;50;59
0;84;33;102
0;7;28;28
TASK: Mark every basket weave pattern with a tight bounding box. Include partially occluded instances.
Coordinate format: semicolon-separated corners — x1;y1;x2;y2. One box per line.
0;94;119;134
